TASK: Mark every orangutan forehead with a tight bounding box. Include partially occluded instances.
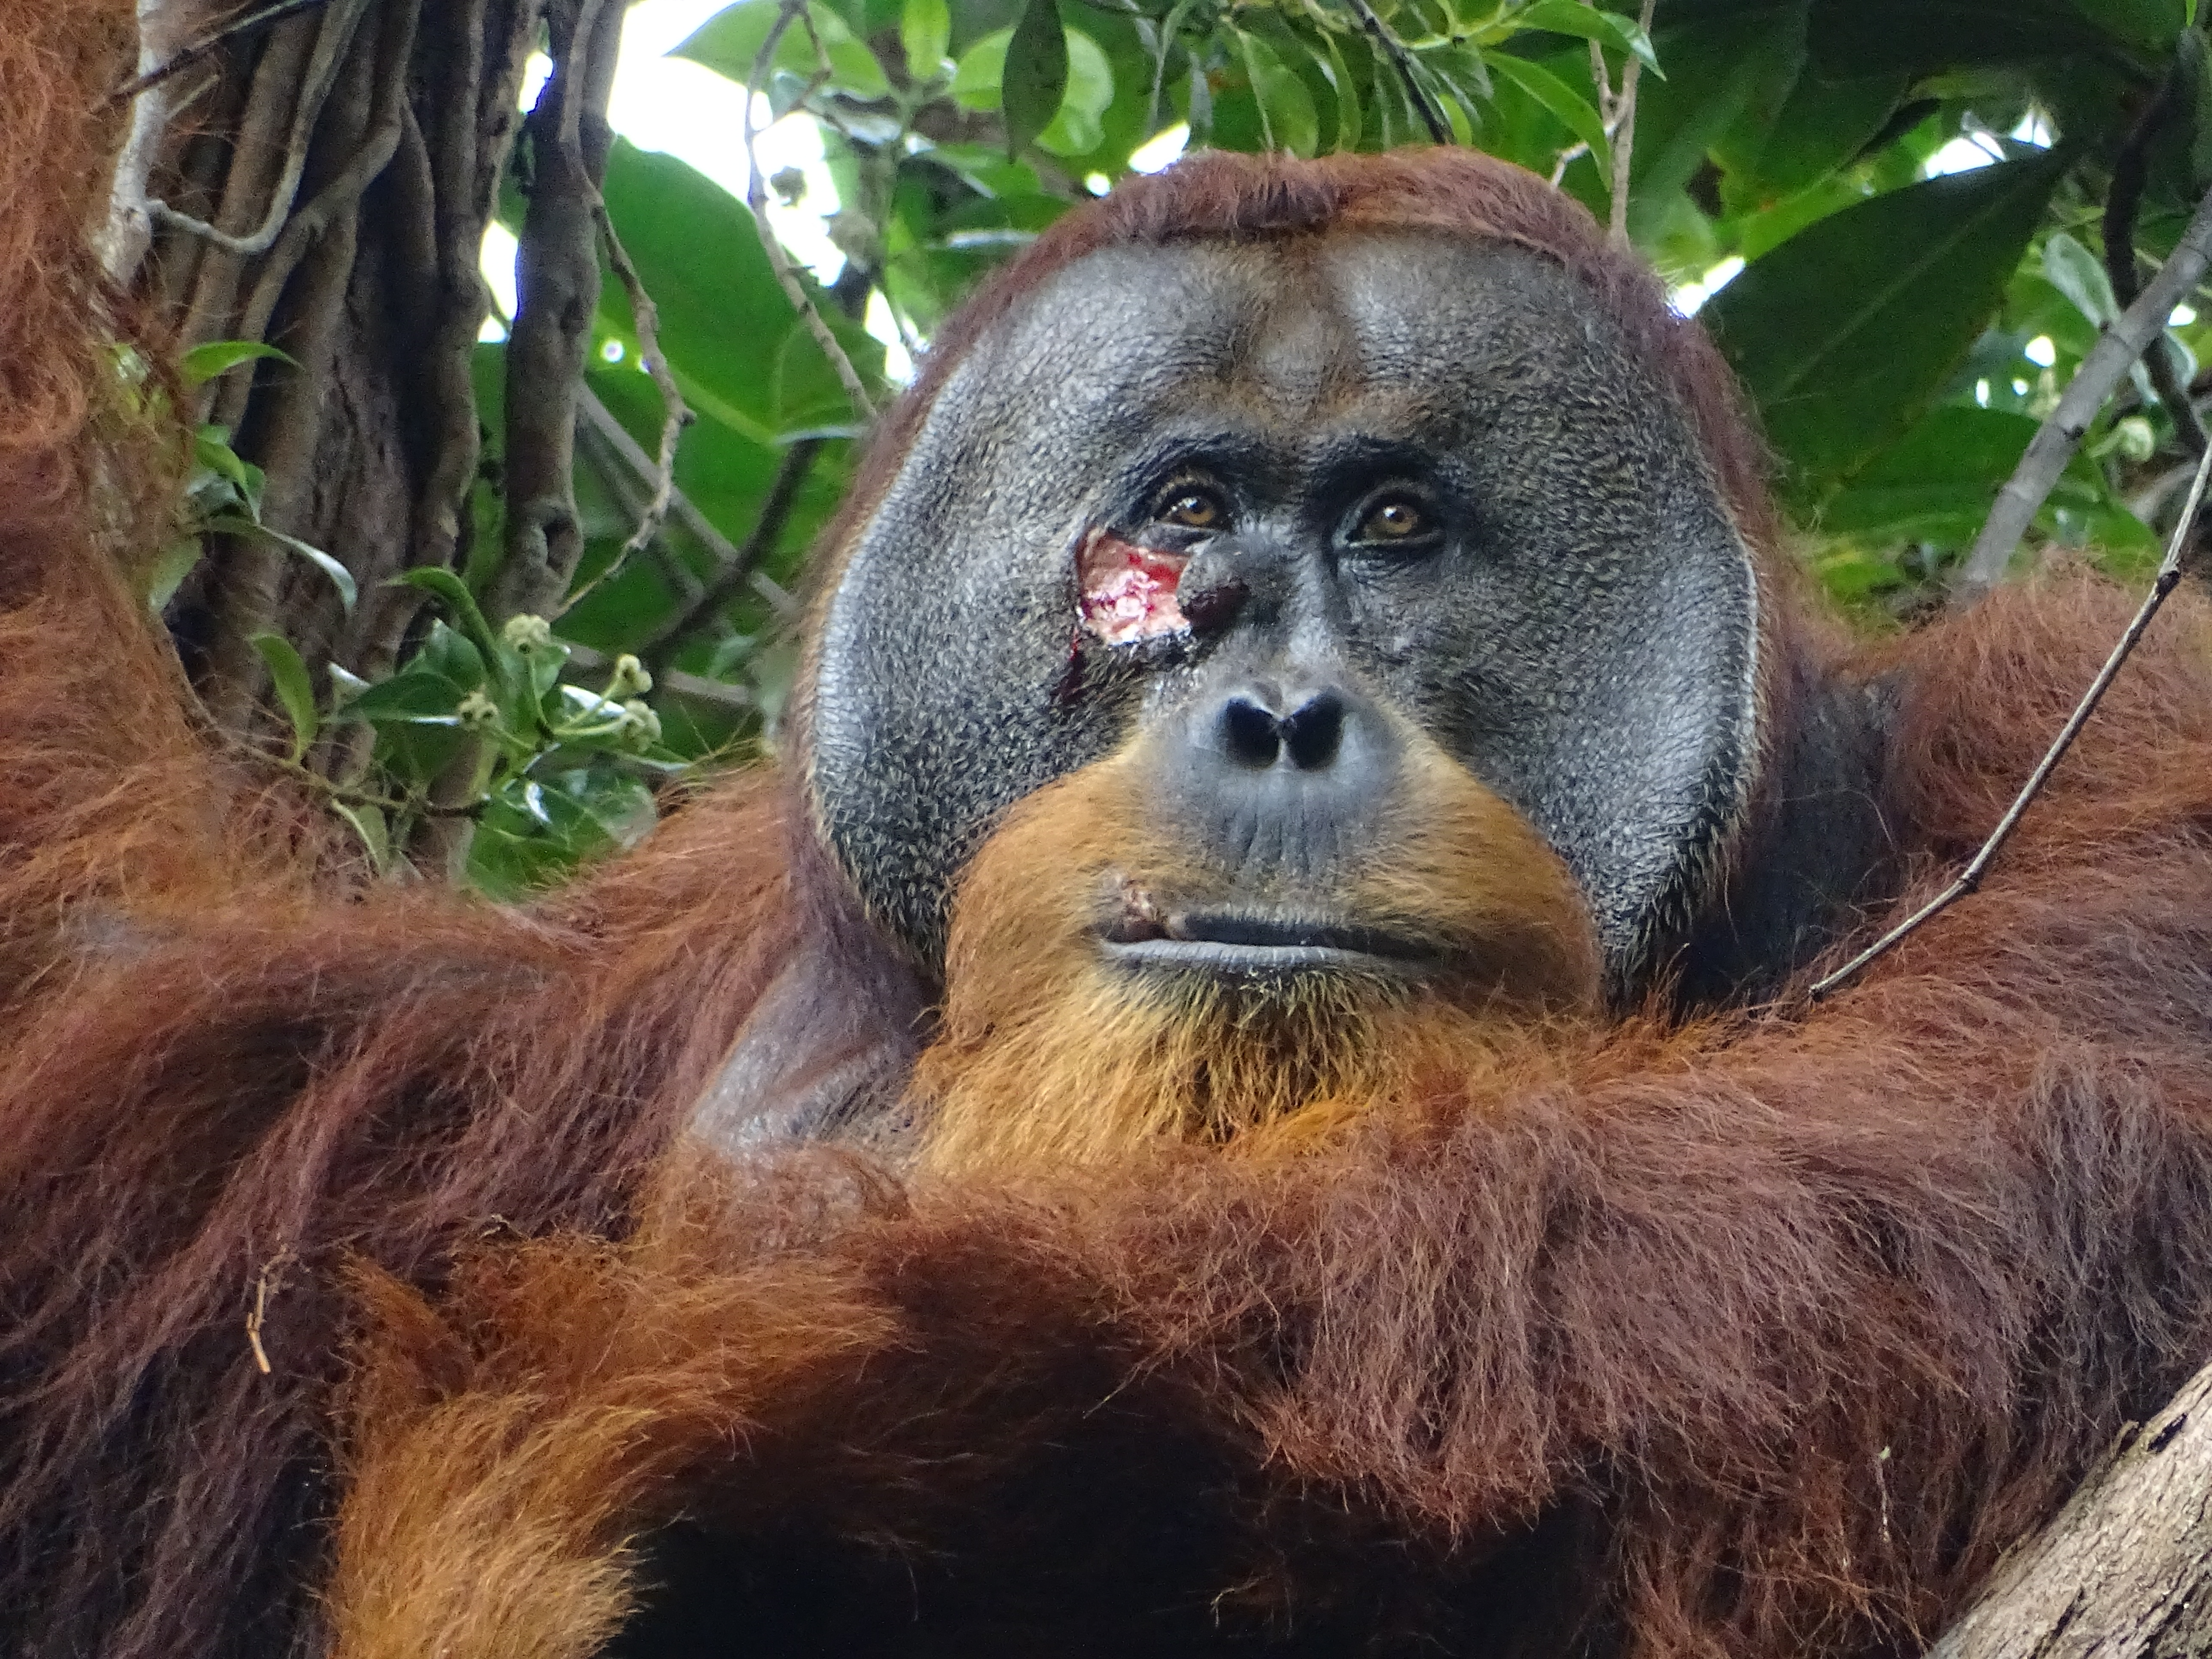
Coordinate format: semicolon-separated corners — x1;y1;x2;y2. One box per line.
955;231;1636;438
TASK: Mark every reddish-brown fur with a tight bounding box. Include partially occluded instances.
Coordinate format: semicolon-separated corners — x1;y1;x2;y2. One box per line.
6;7;2212;1657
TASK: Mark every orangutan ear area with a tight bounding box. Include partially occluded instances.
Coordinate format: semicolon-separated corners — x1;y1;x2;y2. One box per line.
7;7;2212;1659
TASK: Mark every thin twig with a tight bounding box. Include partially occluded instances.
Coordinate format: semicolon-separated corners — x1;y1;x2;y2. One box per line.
640;438;822;683
226;725;488;819
244;1248;299;1375
563;641;757;716
111;0;333;102
559;205;696;615
1956;175;2212;596
1607;0;1656;244
1810;435;2212;1001
1341;0;1449;145
745;0;878;421
144;0;373;257
2102;73;2207;456
578;388;797;616
576;416;706;601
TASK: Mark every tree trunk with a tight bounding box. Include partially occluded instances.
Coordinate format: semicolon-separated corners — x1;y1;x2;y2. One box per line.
1930;1358;2212;1657
125;0;611;748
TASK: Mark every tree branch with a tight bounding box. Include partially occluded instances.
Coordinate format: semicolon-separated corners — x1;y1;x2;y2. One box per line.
144;0;374;259
639;436;821;685
101;0;204;285
558;204;695;614
578;387;797;617
1955;176;2212;595
744;0;878;422
1927;1355;2212;1656
109;0;334;103
485;0;624;625
1340;0;1450;146
1812;432;2212;1000
2101;76;2207;457
1607;0;1655;244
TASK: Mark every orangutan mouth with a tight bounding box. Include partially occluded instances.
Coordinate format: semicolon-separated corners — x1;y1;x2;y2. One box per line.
1098;882;1432;977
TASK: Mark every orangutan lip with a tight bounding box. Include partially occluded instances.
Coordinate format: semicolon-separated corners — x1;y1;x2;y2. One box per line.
1097;908;1434;976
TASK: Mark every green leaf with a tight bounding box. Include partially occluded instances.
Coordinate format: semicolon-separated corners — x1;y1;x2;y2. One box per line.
900;0;950;73
330;801;391;877
1310;26;1362;151
1712;70;1907;201
393;566;501;660
203;513;357;611
179;340;297;390
1512;0;1660;74
249;632;319;760
1702;149;2072;495
193;426;260;504
674;0;891;99
1809;1;2125;75
413;620;487;693
1487;51;1610;166
330;669;471;725
146;540;201;611
2042;230;2121;326
2072;0;2187;50
1240;29;1320;154
1004;0;1071;155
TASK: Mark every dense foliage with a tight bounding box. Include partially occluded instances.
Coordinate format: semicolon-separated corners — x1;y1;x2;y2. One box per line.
154;0;2212;888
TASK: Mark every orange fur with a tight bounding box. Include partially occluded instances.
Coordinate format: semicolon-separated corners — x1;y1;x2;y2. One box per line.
4;32;2212;1651
915;726;1600;1172
311;580;2212;1659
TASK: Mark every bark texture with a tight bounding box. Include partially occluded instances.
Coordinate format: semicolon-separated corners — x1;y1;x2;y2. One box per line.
1930;1358;2212;1659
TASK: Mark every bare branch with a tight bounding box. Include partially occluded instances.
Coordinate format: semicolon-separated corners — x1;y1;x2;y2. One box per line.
175;14;320;352
744;0;879;422
558;205;696;615
1956;177;2212;596
101;0;204;285
1607;0;1655;245
640;437;821;684
216;3;418;431
2102;74;2206;456
575;414;704;601
204;0;412;733
1926;1356;2212;1656
579;389;797;617
144;0;374;259
109;0;334;103
1811;434;2212;1001
1339;0;1451;146
486;0;625;624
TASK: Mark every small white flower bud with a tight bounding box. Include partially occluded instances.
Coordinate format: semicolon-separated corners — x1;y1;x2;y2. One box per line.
2115;415;2157;465
502;614;554;652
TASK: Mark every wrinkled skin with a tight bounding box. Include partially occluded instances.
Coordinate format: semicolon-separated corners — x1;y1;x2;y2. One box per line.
808;232;1769;987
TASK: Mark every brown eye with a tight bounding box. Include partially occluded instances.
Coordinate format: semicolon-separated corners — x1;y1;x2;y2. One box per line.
1358;496;1428;541
1154;484;1225;530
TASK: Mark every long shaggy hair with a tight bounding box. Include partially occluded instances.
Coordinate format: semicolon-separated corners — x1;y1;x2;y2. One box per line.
331;578;2212;1659
4;6;2212;1656
914;723;1602;1170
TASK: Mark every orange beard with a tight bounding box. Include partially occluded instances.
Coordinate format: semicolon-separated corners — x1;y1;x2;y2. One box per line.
910;731;1603;1175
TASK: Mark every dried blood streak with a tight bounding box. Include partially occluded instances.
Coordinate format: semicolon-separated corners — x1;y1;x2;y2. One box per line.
1077;530;1190;644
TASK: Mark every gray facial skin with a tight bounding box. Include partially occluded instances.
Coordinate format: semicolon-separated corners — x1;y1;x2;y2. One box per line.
807;230;1761;986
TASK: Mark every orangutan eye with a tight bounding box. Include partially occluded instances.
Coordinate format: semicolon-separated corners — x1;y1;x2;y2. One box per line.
1353;493;1433;544
1151;481;1227;530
